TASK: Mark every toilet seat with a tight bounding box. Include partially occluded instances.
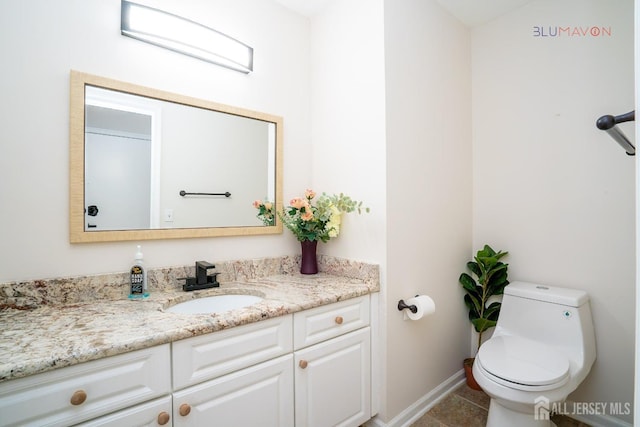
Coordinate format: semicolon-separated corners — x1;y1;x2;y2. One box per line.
476;335;570;390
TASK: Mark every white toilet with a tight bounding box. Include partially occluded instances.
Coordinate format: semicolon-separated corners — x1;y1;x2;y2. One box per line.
472;281;596;427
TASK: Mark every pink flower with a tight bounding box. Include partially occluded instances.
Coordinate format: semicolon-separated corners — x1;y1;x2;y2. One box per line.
253;200;262;208
304;189;316;200
290;197;307;209
300;209;314;221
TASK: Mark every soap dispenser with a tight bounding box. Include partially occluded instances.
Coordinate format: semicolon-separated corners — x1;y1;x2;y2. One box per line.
129;245;149;299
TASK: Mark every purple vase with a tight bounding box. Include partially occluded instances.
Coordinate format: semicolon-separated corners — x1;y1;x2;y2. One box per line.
300;240;318;274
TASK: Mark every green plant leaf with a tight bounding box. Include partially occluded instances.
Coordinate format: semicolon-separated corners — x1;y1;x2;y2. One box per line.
488;271;509;295
484;302;502;320
479;245;496;257
464;294;481;318
484;263;507;286
459;273;478;293
466;280;482;299
471;317;497;334
466;261;481;277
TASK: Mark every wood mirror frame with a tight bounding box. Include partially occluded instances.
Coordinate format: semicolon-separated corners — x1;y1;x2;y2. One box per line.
69;70;283;243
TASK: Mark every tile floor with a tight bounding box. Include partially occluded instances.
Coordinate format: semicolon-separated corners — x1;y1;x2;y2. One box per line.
410;384;591;427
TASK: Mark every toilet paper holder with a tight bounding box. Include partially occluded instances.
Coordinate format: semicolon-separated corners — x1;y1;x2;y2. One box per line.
397;296;419;314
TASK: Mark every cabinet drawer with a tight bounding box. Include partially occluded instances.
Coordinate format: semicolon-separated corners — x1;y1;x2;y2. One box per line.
0;344;171;427
294;295;369;349
75;395;172;427
172;315;293;390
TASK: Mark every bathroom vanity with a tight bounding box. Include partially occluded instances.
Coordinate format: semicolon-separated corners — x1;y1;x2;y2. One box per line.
0;257;379;427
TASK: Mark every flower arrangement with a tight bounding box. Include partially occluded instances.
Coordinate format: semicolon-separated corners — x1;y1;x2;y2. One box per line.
252;200;275;226
254;189;368;242
280;189;368;242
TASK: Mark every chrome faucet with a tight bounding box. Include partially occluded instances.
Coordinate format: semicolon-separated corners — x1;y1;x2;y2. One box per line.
180;261;220;291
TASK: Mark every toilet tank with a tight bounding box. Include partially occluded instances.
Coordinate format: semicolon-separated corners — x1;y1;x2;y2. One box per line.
494;281;596;374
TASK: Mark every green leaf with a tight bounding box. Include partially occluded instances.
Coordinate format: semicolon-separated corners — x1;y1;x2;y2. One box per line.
476;255;498;268
466;261;481;277
459;273;477;293
464;293;481;318
472;317;497;333
488;272;509;295
484;302;502;320
484;263;507;285
479;245;496;257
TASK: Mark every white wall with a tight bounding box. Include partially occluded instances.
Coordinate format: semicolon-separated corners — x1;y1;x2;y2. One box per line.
384;0;472;421
308;0;388;417
0;0;311;281
309;1;386;262
472;0;635;423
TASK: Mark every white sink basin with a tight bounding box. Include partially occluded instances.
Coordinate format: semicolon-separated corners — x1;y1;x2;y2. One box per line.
166;295;263;314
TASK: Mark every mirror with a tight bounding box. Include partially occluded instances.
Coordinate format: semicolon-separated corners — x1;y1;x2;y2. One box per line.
70;71;282;243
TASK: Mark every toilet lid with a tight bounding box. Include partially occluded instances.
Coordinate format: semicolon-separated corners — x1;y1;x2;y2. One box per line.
477;336;570;387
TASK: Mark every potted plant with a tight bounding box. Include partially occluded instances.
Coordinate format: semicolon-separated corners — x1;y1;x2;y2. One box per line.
459;244;509;390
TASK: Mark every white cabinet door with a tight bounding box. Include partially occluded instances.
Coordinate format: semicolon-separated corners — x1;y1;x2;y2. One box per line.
295;327;371;427
173;354;293;427
75;395;172;427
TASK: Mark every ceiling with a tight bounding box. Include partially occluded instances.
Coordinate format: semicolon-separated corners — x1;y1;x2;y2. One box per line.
274;0;331;17
274;0;535;27
434;0;535;27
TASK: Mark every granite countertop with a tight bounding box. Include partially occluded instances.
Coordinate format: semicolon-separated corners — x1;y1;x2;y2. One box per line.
0;263;379;383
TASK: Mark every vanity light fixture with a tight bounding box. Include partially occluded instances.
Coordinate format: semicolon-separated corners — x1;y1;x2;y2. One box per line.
121;0;253;73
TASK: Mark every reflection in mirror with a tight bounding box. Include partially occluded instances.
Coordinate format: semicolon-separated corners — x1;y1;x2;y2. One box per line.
85;99;155;231
70;71;283;243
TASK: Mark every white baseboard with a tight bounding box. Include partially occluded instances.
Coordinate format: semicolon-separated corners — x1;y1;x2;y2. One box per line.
365;369;466;427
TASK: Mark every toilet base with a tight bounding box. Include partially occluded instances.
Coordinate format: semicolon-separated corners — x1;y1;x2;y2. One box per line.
486;399;557;427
